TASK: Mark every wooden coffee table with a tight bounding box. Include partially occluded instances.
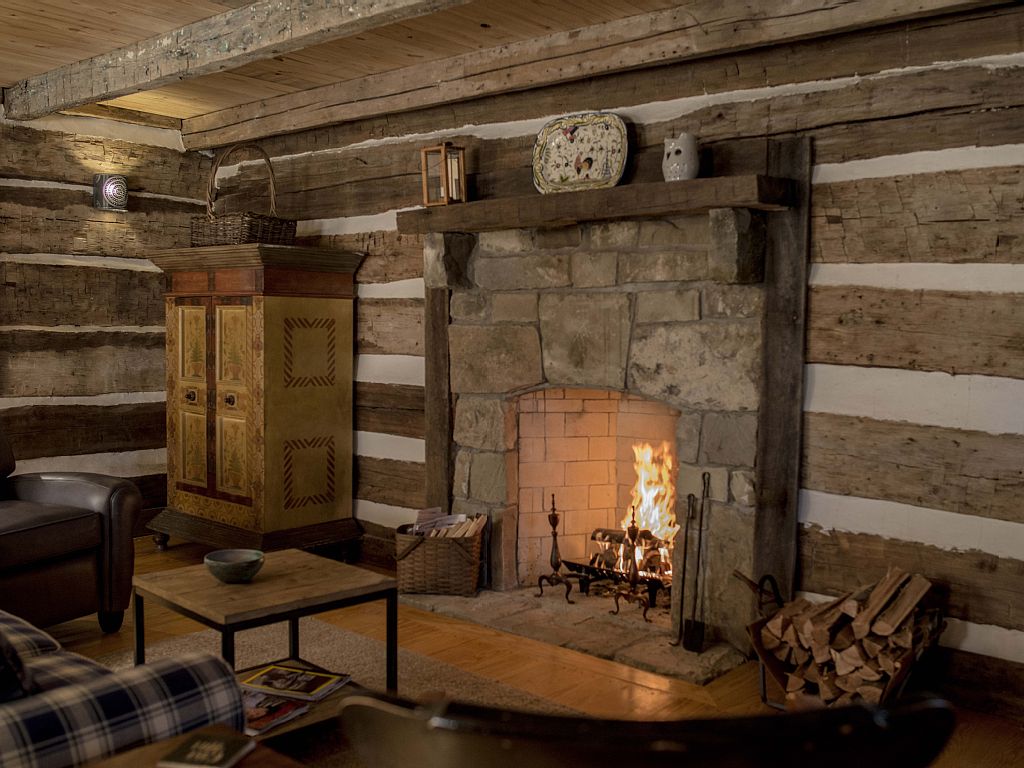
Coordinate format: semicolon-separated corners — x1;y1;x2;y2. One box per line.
132;549;398;692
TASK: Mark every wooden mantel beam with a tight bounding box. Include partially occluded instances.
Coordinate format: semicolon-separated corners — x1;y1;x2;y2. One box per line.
1;0;474;121
179;0;1003;149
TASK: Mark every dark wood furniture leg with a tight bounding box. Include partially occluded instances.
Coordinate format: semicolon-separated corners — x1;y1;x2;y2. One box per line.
133;593;145;665
289;617;300;660
221;629;235;669
386;589;398;693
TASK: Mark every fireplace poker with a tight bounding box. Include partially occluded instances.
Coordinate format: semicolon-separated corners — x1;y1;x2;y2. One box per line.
682;472;710;652
670;492;697;647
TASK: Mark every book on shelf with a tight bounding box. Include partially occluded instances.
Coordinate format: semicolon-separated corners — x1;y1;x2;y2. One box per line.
239;663;351;701
157;730;255;768
242;690;310;736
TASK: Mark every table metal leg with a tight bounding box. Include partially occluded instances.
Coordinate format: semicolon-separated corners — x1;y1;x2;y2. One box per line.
133;593;145;666
386;589;398;693
289;617;300;660
222;630;235;669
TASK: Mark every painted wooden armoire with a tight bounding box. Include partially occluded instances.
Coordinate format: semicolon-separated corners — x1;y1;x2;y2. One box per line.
148;244;363;550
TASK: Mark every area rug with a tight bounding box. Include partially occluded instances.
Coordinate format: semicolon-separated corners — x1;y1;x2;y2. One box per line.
97;617;576;766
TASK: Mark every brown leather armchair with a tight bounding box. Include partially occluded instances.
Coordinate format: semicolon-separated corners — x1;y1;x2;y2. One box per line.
0;425;141;633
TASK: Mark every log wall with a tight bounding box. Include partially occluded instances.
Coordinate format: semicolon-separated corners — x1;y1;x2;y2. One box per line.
203;3;1024;712
0;116;206;516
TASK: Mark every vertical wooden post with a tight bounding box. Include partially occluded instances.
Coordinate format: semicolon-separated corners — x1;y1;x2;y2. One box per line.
752;137;812;601
422;232;474;515
424;286;452;513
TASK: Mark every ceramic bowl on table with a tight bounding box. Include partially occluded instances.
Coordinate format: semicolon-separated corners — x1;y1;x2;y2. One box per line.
204;549;264;583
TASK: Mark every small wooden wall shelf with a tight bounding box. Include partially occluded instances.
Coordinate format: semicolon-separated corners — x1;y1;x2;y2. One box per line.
396;175;795;234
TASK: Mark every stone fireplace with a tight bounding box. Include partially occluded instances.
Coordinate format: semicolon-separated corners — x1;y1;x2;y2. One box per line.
437;212;770;650
403;149;809;653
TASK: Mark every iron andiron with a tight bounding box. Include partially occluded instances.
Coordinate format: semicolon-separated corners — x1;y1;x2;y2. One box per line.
536;495;589;603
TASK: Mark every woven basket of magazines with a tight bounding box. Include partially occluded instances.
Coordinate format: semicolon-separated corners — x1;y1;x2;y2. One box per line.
191;142;296;247
395;515;485;596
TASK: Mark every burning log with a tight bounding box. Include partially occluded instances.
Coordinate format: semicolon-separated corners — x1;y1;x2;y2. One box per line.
751;567;944;707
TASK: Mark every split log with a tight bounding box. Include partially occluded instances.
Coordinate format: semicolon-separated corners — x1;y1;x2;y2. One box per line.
851;567;910;639
873;574;932;636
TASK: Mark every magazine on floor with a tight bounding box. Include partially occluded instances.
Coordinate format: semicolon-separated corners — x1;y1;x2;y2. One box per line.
242;690;310;736
158;729;256;767
239;663;351;701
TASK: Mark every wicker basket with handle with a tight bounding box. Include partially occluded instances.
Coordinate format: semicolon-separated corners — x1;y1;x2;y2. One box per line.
394;519;483;596
191;143;296;247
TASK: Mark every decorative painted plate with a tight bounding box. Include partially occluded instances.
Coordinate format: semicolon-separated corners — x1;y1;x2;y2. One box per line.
532;112;628;194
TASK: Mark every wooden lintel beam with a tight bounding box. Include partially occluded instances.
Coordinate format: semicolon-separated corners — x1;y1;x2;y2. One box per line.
180;0;1003;149
1;0;474;121
61;104;183;132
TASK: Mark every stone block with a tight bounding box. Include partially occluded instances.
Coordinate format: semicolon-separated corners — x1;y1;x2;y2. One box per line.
702;502;756;651
539;293;629;389
490;505;519;590
702;285;765;318
455;396;515;451
572;251;617;288
619;250;707;283
635;288;700;324
476;229;534;254
453;450;471;498
535;227;582;249
676;464;729;502
449;291;488;321
449;325;544;393
491;292;538;322
675;411;702;464
700;411;758;467
627;321;762;411
730;469;756;506
708;208;766;284
424;232;475;288
587;221;638;249
474;253;571;290
452;498;491;519
637;216;708;247
470;450;512;504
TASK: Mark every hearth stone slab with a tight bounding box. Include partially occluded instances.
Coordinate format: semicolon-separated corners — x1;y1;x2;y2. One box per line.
400;588;746;686
613;636;745;685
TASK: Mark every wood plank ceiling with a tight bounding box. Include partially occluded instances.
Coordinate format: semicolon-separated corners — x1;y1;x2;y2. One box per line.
0;0;679;119
1;0;1009;150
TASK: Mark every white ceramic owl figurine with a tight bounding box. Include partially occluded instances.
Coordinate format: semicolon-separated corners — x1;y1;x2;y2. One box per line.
662;132;699;181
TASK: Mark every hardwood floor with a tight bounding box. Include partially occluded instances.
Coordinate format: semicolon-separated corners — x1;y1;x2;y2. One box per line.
49;539;1024;767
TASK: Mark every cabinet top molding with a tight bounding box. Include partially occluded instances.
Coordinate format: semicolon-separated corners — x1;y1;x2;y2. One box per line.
149;244;364;274
396;176;795;234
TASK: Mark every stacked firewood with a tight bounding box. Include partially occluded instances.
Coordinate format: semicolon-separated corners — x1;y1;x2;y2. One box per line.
758;568;944;706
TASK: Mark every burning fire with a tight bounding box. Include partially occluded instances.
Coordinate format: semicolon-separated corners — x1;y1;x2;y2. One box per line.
618;441;677;574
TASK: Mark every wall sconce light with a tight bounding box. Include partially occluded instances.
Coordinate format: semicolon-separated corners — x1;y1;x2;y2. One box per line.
93;174;128;211
420;142;466;206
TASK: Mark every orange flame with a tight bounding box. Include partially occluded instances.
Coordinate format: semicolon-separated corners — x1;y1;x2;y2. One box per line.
621;441;678;546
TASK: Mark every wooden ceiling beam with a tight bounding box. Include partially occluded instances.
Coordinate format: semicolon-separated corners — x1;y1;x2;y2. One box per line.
179;0;1005;150
1;0;475;121
60;104;183;132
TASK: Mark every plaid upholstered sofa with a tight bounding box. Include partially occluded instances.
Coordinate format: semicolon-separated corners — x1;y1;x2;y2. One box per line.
0;610;244;768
